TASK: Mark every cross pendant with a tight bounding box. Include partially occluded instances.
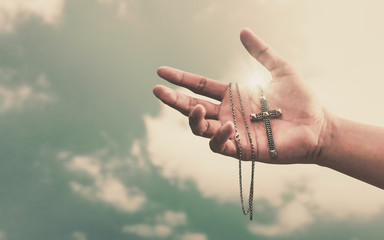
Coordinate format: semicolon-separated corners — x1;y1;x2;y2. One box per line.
250;95;282;158
250;96;282;121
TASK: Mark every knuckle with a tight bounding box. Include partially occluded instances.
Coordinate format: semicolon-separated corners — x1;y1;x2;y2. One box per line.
196;77;207;91
163;90;174;104
179;71;185;84
173;91;180;107
188;97;197;111
256;47;269;59
214;104;220;115
202;121;211;137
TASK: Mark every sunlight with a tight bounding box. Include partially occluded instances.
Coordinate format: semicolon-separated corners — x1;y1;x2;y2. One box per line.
231;56;271;90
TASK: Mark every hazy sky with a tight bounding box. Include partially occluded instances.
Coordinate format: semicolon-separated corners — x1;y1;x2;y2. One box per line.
1;0;384;240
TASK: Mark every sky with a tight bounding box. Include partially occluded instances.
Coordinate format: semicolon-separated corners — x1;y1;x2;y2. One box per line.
0;0;384;240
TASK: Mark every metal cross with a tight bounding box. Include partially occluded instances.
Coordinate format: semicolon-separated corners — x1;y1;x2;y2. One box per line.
250;93;282;158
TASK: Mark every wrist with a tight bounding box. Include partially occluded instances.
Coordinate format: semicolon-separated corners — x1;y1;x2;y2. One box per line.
313;109;338;167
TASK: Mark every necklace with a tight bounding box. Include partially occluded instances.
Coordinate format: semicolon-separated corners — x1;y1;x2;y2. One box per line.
228;83;256;220
250;86;281;158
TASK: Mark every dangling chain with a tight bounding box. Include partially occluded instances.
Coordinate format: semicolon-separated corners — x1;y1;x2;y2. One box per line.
228;83;256;220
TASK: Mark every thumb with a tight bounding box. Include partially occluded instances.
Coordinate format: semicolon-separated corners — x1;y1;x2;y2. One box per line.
240;28;287;73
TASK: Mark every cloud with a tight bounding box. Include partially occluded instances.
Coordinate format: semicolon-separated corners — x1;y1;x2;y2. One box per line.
97;0;139;19
123;211;207;240
145;95;384;236
122;224;173;238
69;176;146;213
248;199;313;236
130;139;150;171
178;233;207;240
145;102;239;201
156;211;187;227
0;0;65;33
71;231;87;240
122;211;186;238
0;230;6;240
68;156;101;177
65;151;147;213
193;2;217;23
0;69;54;113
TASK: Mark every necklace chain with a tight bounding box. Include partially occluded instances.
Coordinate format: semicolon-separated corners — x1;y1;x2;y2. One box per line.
228;83;256;220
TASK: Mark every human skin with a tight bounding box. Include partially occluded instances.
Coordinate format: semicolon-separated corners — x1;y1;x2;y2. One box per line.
153;28;384;189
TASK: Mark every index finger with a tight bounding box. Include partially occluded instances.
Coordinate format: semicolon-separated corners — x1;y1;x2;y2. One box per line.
157;66;228;101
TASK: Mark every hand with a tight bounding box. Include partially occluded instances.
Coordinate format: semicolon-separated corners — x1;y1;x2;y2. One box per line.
153;29;328;164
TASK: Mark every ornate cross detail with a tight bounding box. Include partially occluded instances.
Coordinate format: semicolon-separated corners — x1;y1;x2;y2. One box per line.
250;93;282;158
250;107;282;122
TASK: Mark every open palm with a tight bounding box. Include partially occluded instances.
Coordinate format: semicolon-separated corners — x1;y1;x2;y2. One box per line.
153;29;327;164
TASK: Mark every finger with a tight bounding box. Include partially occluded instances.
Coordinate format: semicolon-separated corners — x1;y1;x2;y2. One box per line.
209;121;237;158
240;28;288;74
157;66;227;101
189;104;221;138
153;85;220;119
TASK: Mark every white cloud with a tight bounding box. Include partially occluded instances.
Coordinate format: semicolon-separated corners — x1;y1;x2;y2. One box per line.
97;0;139;19
68;156;101;177
122;224;173;238
248;199;313;236
70;176;146;213
71;231;87;240
0;0;64;33
178;233;207;240
145;98;384;236
122;211;187;238
145;103;239;202
57;151;71;160
0;230;6;240
0;69;54;113
36;74;50;88
130;139;150;171
66;153;146;213
156;211;187;227
193;2;217;23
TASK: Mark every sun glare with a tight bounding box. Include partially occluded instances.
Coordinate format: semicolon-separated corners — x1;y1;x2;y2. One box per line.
234;57;271;90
